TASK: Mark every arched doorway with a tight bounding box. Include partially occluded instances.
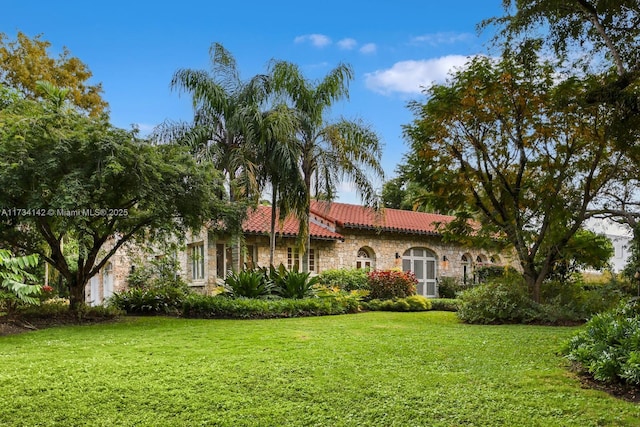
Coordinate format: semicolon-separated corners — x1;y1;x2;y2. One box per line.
402;247;437;297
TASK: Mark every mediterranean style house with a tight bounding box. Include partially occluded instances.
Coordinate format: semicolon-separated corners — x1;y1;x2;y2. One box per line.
85;201;514;304
176;201;513;299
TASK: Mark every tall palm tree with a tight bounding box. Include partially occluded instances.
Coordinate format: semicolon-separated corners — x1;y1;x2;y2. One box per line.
155;43;302;271
256;103;305;265
270;61;385;271
154;43;270;204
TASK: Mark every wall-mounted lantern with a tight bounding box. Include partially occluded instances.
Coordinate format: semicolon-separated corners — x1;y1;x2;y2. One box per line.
442;255;449;270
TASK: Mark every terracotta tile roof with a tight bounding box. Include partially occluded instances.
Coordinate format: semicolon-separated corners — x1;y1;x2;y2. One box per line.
243;205;344;241
310;201;454;236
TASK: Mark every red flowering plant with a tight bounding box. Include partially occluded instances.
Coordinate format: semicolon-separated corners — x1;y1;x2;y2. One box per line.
39;284;56;301
367;269;417;300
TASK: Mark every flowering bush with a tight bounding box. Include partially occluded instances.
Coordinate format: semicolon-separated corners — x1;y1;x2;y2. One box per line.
39;285;56;301
367;270;417;300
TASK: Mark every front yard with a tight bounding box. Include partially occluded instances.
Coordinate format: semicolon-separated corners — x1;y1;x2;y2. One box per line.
1;311;638;426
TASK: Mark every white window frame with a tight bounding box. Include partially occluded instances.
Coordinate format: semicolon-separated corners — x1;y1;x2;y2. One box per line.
191;243;205;281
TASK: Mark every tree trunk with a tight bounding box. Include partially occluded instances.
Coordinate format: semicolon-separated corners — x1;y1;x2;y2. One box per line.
270;191;277;266
67;277;86;312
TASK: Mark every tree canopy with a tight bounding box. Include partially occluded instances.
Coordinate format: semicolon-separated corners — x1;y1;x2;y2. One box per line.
0;83;232;310
403;50;622;300
0;31;108;117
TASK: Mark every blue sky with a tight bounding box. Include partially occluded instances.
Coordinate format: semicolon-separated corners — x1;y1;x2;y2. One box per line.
2;1;505;203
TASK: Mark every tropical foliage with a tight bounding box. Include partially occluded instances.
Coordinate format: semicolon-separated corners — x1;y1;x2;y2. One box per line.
563;299;640;385
270;60;384;270
0;249;40;306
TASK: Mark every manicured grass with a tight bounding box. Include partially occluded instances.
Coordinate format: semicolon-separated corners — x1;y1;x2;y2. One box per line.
1;312;638;426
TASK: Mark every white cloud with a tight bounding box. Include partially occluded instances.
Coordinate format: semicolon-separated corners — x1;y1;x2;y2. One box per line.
365;55;472;95
359;43;377;54
411;32;473;46
294;34;332;48
337;38;358;50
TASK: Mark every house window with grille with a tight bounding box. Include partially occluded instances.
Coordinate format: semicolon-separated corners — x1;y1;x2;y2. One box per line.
287;248;316;272
356;247;374;269
190;243;205;280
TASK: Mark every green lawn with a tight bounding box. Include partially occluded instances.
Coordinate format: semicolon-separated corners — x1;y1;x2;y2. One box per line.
1;312;638;426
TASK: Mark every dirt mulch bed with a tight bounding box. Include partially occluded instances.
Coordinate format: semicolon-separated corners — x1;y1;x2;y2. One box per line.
0;313;119;336
577;374;640;403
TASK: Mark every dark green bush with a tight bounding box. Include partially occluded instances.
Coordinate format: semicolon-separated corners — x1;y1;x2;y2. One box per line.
475;265;519;283
562;299;640;385
539;279;623;323
430;298;460;312
14;300;122;320
363;295;432;312
318;268;370;292
127;256;189;293
109;287;187;315
457;276;539;324
181;294;360;319
438;277;473;299
367;269;417;300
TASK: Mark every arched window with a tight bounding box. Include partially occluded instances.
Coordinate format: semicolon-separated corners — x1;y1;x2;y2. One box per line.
356;247;375;270
476;254;488;266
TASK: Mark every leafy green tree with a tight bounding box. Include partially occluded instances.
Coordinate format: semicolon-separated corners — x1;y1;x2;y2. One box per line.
0;84;231;311
403;50;622;302
270;61;384;271
549;229;614;282
381;174;440;213
488;0;639;79
488;1;640;276
0;31;107;116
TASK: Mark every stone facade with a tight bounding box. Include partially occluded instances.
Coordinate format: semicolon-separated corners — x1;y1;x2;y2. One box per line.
85;203;519;303
177;227;517;297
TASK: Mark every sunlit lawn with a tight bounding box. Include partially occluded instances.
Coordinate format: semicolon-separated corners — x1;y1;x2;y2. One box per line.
1;311;638;426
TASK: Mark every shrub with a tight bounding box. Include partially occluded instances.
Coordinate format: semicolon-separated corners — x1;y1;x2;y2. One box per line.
14;299;122;320
405;295;432;311
109;287;187;315
475;265;519;283
367;270;417;300
457;275;539;324
430;298;460;312
318;268;370;292
224;269;274;298
539;279;623;323
362;295;432;312
181;294;360;319
127;255;190;293
562;299;640;385
438;277;472;299
270;265;319;299
315;285;368;312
